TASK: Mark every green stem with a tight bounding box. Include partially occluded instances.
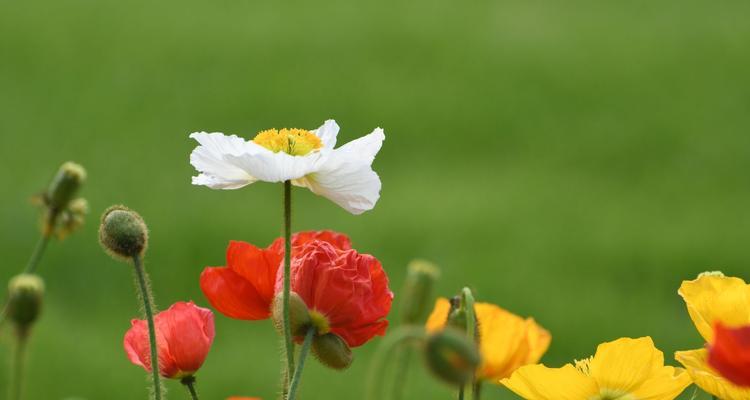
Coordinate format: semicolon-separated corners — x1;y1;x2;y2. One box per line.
282;180;295;391
181;376;200;400
473;381;483;400
132;254;162;400
24;233;51;274
462;288;477;400
457;386;464;400
391;345;412;400
8;333;28;400
366;326;426;400
287;327;314;400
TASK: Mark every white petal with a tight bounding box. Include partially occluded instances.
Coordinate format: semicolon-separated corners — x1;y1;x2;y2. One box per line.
294;128;384;214
223;141;325;183
189;132;257;189
313;119;339;149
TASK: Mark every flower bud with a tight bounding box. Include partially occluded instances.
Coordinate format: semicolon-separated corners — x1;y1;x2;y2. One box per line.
271;292;311;337
446;296;468;332
7;274;45;332
312;332;353;370
46;162;86;212
99;206;148;260
400;259;440;324
424;328;480;385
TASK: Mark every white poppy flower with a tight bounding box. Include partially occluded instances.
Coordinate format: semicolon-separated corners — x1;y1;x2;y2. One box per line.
189;119;384;215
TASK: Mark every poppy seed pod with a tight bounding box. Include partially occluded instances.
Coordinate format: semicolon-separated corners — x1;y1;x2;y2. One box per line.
7;274;45;332
312;333;353;370
424;328;480;385
99;206;148;260
46;162;86;211
272;292;311;337
400;259;439;324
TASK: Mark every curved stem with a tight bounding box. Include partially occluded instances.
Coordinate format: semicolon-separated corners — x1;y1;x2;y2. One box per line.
181;376;200;400
391;345;412;400
133;254;162;400
25;233;51;274
8;333;28;400
287;327;314;400
366;326;426;400
282;180;295;390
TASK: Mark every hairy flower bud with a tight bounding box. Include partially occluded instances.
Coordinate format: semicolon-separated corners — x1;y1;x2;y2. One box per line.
272;292;311;337
99;206;148;260
400;259;440;324
424;328;480;385
312;333;353;370
46;162;86;212
7;274;45;332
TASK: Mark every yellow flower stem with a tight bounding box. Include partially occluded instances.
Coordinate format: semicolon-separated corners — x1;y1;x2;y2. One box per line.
282;180;295;393
461;287;478;400
287;327;315;400
366;326;426;400
132;254;162;400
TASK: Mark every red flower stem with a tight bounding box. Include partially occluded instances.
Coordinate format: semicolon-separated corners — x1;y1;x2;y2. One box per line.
181;376;200;400
287;327;315;400
282;180;295;391
8;332;27;400
132;254;162;400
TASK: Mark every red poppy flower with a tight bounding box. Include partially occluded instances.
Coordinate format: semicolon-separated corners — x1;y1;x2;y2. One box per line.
278;240;393;347
124;301;215;379
200;231;351;320
708;323;750;387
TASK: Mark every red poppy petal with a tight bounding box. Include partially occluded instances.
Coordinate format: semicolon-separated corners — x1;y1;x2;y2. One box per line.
227;241;280;305
200;267;271;320
292;231;352;251
124;319;150;370
157;302;215;376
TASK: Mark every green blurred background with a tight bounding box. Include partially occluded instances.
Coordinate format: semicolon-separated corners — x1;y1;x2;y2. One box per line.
1;0;749;398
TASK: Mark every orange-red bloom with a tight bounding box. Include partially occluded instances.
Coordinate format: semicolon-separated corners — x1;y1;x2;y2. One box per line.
124;302;215;379
200;231;351;320
200;230;392;347
708;323;750;387
281;240;393;347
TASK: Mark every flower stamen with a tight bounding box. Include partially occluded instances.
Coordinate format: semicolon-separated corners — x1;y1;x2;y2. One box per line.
253;128;322;156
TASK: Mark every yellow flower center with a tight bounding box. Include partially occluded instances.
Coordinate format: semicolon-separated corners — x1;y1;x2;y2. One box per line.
252;128;322;156
310;310;331;335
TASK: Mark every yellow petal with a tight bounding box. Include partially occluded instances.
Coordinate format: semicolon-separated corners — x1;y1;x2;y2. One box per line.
589;337;664;393
628;366;692;400
676;349;750;400
425;297;451;332
678;274;750;342
523;318;552;365
500;364;599;400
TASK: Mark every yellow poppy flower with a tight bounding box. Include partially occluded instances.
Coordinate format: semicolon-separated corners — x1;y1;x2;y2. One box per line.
501;337;691;400
675;272;750;400
425;298;550;382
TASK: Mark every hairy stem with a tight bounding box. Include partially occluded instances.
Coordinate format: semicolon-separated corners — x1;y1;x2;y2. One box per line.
282;180;295;392
133;254;162;400
287;327;315;400
181;376;199;400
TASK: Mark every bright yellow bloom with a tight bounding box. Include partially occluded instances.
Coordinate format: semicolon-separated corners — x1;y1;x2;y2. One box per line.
425;298;550;382
502;337;691;400
675;272;750;400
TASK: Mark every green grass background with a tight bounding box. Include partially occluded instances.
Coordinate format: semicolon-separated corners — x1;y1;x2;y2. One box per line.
1;0;749;398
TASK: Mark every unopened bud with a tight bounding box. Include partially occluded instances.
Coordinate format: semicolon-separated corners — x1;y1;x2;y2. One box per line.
46;162;86;211
446;296;467;332
99;206;148;260
400;260;440;324
424;328;480;385
7;274;45;331
312;333;353;370
272;292;311;337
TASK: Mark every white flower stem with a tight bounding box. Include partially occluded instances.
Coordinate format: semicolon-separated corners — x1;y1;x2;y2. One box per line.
282;180;295;392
